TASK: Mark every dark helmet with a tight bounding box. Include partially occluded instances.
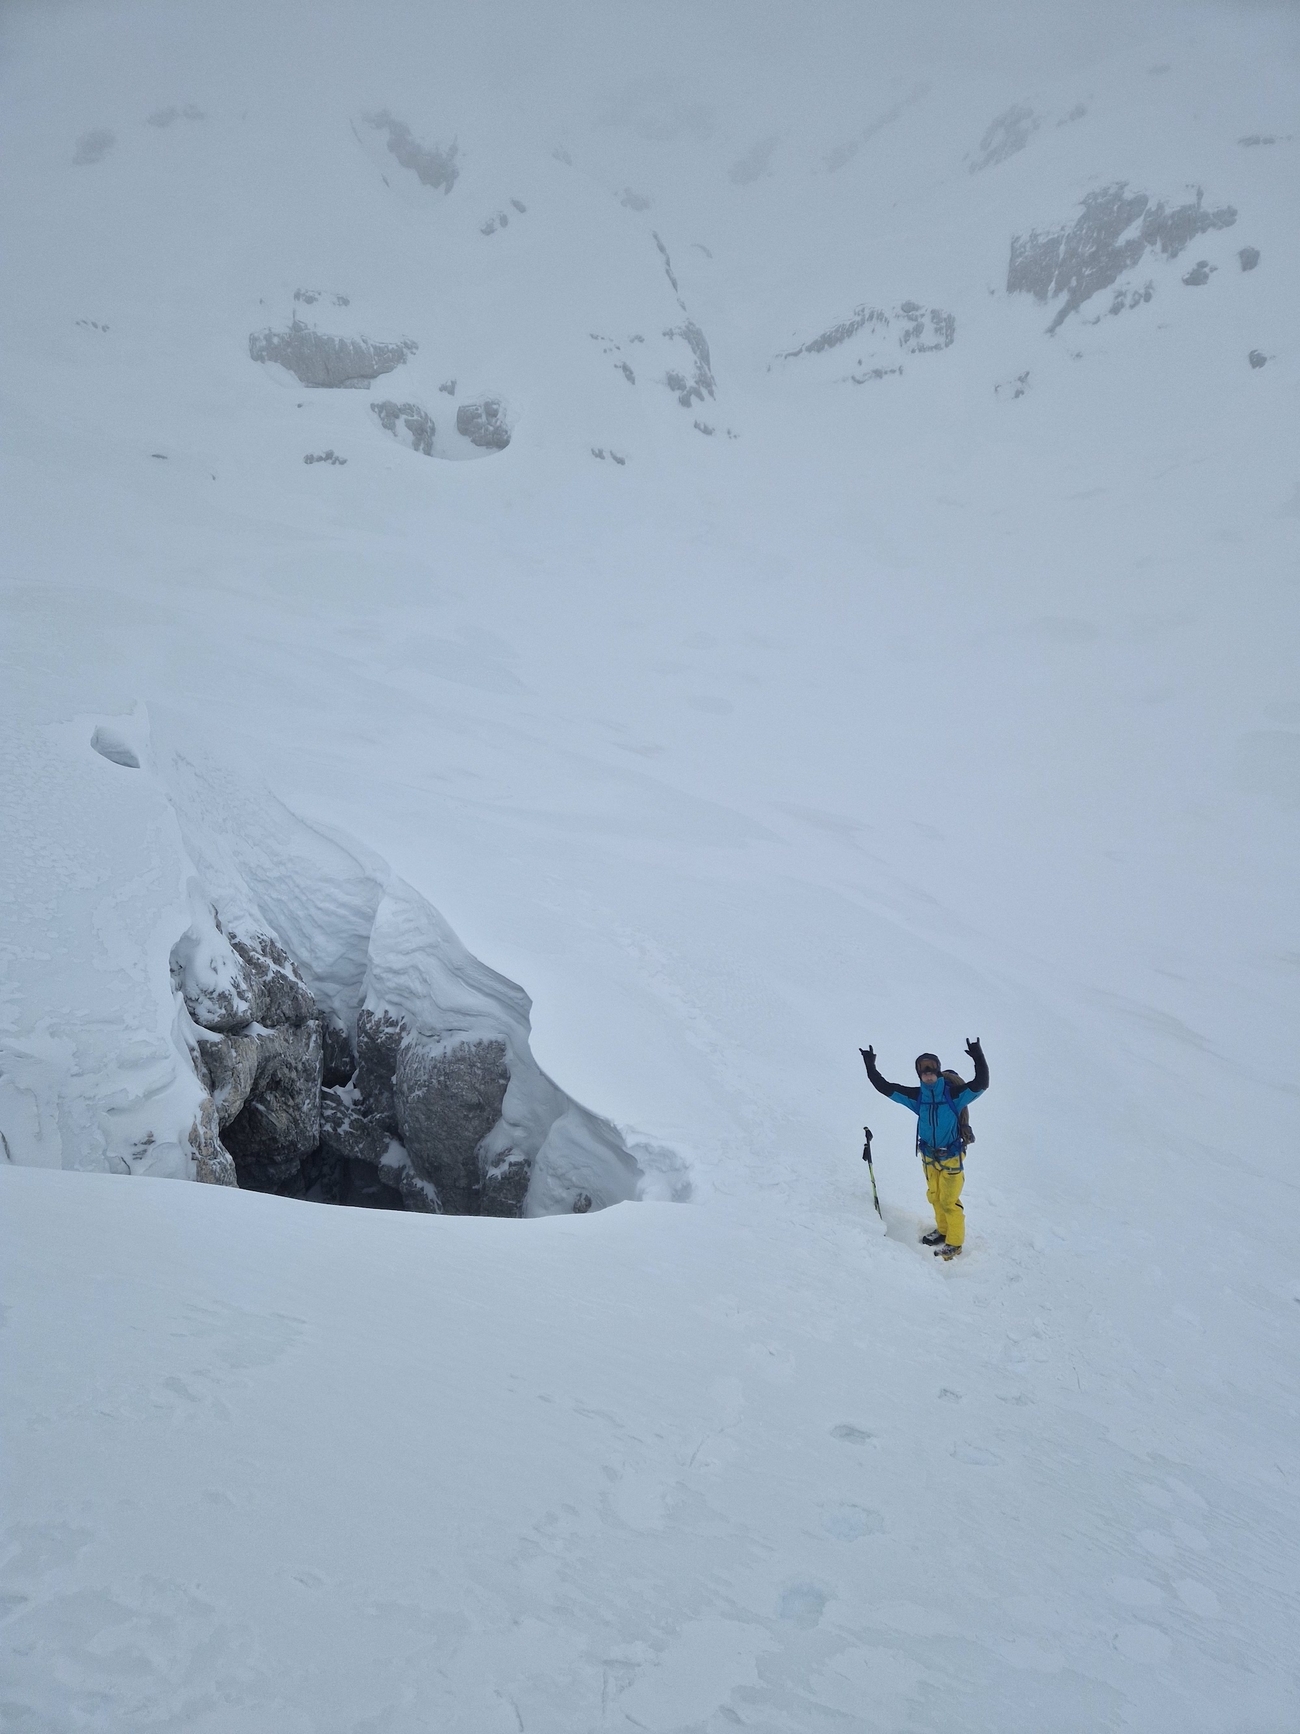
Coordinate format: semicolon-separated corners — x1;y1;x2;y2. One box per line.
914;1052;942;1077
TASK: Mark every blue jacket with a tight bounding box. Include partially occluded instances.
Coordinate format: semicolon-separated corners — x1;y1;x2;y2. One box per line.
864;1045;989;1157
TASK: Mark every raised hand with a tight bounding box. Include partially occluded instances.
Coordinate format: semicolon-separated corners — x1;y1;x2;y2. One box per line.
860;1045;876;1067
964;1037;982;1059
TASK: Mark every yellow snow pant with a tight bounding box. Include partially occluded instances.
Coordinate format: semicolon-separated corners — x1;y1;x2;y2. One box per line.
923;1155;965;1248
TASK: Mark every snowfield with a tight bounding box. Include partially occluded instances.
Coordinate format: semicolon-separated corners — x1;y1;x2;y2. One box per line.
2;0;1298;1728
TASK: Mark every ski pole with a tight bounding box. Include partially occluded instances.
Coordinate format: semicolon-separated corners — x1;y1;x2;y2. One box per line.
861;1126;883;1220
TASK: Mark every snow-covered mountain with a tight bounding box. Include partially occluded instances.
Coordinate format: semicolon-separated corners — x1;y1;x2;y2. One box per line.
2;2;1298;1728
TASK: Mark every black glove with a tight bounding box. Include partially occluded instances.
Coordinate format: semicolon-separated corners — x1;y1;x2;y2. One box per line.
964;1037;982;1060
860;1045;876;1067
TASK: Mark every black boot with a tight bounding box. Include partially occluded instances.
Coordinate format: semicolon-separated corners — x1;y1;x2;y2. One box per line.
920;1229;946;1246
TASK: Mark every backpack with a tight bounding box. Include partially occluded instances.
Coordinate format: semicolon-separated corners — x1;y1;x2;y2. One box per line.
941;1071;975;1149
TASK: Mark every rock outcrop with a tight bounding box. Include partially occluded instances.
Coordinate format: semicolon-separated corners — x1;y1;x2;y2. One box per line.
663;321;716;408
249;319;417;388
1008;184;1238;331
363;111;459;193
223;1021;323;1192
394;1037;510;1213
456;399;511;450
373;400;436;455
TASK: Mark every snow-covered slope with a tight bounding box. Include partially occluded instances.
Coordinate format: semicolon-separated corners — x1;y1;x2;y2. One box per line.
3;1;1299;1727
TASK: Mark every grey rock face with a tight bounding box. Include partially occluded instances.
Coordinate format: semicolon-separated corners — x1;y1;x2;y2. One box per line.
664;321;716;407
188;1097;237;1187
971;106;1039;172
456;399;510;450
363;111;458;193
1182;260;1215;286
321;1021;354;1088
197;1030;260;1127
399;1168;443;1213
356;1008;404;1134
481;1148;532;1217
249;319;416;388
1008;184;1237;331
229;932;317;1028
395;1037;510;1214
223;1022;323;1190
1248;349;1268;369
1239;247;1260;272
319;1086;390;1169
373;400;436;456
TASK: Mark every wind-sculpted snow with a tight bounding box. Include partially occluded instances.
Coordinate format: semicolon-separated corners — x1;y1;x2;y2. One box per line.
362;109;459;193
0;715;650;1218
1008;184;1239;331
249;319;416;388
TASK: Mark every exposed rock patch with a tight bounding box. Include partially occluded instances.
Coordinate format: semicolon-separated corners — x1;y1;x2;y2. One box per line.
373;400;436;456
249;319;416;388
781;302;954;359
396;1037;510;1213
223;1022;323;1192
1239;247;1260;272
652;232;680;295
778;302;954;381
1008;184;1237;331
664;321;716;407
456;399;511;450
196;1029;259;1127
363;111;459;193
